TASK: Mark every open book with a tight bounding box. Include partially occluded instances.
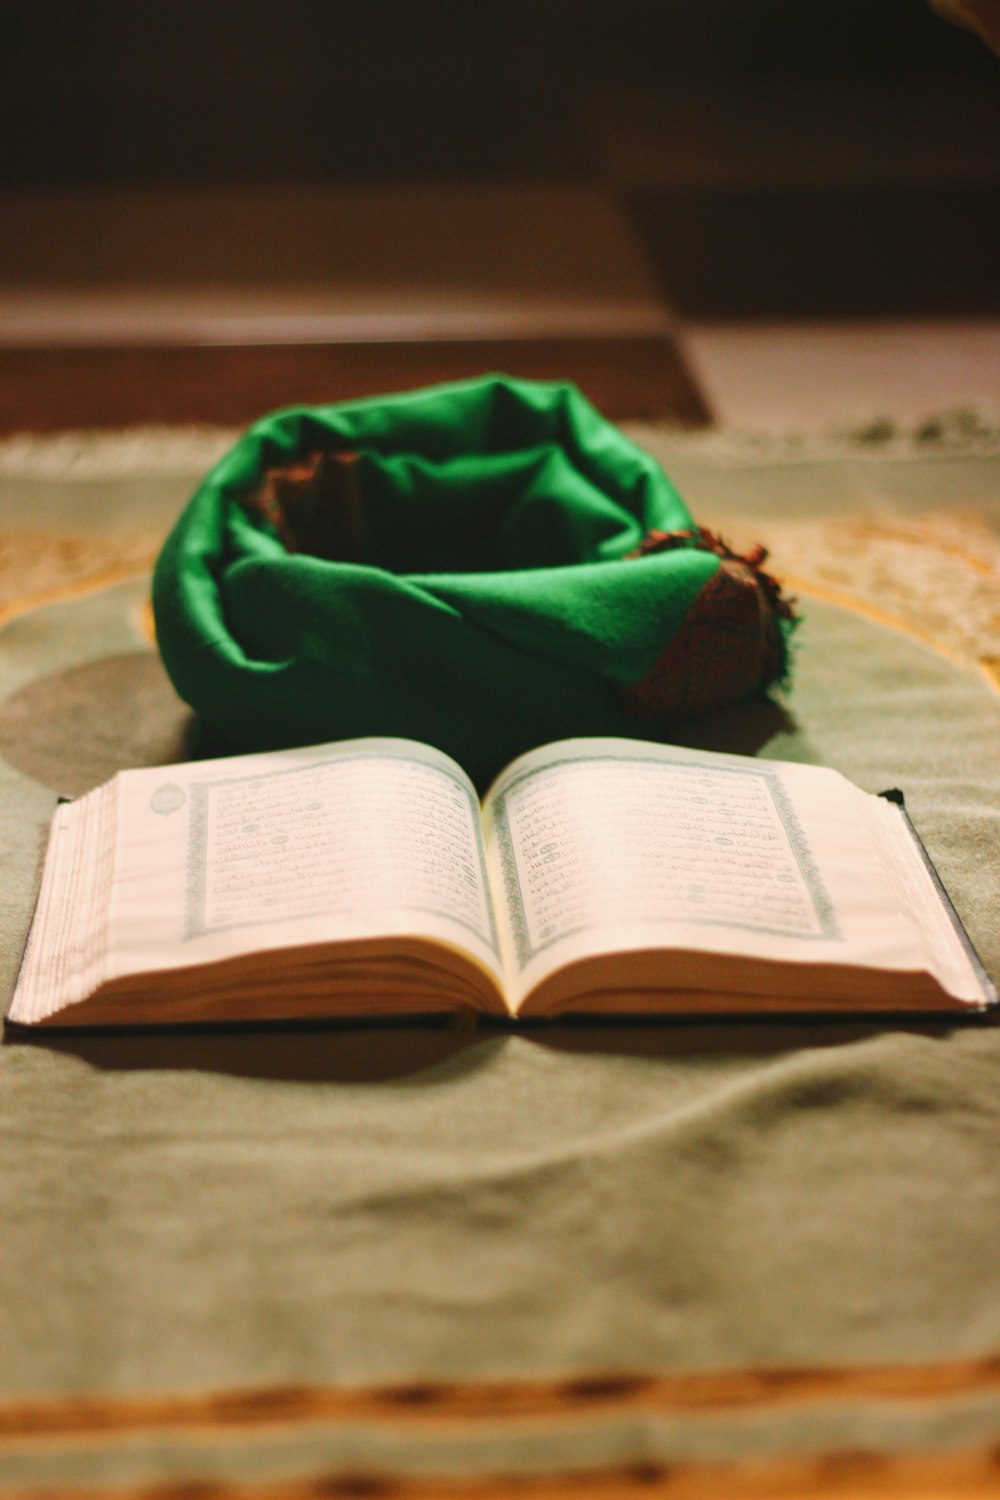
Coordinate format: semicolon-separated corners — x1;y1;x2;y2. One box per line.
8;737;996;1028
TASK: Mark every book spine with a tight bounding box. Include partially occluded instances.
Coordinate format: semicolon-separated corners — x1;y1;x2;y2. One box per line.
879;789;998;1008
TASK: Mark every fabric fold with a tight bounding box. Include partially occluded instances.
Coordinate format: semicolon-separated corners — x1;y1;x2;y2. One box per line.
153;376;795;786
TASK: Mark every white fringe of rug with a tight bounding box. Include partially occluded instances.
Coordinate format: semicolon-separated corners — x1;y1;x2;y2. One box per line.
629;408;1000;466
0;408;998;481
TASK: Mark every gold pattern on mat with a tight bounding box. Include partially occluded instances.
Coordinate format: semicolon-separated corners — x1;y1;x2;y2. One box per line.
5;1355;1000;1442
0;531;159;630
713;508;1000;692
4;1446;1000;1499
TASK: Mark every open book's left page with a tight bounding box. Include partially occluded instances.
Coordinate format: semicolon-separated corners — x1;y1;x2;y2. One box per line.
11;738;508;1026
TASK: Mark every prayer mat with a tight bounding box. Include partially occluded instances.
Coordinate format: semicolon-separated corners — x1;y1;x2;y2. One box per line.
1;411;999;1498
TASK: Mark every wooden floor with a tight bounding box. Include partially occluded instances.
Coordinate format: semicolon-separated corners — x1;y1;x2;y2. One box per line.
0;180;708;430
684;318;1000;431
0;337;709;434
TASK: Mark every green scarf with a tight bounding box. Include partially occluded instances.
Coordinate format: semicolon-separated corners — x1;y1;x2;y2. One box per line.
152;376;794;788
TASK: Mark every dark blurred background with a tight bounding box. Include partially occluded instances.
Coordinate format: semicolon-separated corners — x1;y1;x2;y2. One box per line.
3;0;998;316
0;0;997;427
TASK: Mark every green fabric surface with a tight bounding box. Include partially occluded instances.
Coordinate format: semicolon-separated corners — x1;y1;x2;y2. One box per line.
2;426;1000;1488
152;377;791;787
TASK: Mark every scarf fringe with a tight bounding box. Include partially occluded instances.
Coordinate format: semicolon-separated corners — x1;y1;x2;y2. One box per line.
630;527;799;627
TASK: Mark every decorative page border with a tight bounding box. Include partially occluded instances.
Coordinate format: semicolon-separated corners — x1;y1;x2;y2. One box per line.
491;752;841;971
183;751;500;958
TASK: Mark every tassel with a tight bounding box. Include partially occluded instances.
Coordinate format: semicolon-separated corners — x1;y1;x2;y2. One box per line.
621;527;798;720
630;526;798;623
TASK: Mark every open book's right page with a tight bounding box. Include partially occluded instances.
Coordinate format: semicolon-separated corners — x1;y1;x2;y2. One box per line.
481;738;988;1015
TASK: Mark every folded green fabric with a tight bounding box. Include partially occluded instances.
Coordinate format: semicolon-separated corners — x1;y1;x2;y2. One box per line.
152;376;794;787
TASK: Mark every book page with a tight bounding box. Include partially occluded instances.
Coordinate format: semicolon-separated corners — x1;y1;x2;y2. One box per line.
106;738;503;990
9;780;119;1023
483;738;980;1008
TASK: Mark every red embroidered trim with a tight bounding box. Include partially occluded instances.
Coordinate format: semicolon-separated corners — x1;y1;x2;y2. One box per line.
622;530;796;720
629;527;797;625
